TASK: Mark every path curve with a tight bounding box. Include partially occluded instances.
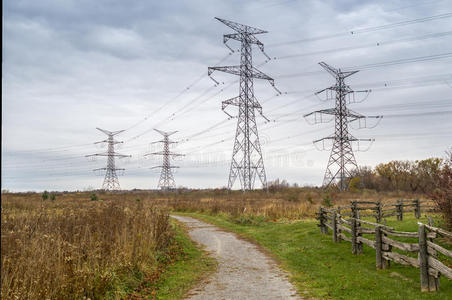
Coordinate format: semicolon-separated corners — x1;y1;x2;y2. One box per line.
172;215;301;300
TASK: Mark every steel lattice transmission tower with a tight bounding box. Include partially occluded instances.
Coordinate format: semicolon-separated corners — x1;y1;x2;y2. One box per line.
304;62;382;191
86;128;131;190
208;17;280;191
145;129;184;191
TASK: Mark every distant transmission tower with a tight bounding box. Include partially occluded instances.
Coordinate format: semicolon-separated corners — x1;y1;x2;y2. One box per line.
86;128;131;190
208;17;280;191
304;62;382;191
145;129;184;191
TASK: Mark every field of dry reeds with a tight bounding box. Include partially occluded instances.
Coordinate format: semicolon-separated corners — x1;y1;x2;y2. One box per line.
163;187;426;221
1;193;173;299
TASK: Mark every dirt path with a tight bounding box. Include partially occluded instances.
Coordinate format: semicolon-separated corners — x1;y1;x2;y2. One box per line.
172;215;301;300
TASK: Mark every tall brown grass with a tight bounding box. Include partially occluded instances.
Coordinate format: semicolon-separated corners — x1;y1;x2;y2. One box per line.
1;194;173;299
162;187;425;220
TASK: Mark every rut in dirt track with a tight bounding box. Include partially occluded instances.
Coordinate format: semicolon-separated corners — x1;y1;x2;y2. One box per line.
172;215;301;300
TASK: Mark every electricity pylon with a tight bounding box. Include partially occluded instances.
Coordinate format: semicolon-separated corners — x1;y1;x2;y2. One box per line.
208;17;280;191
145;129;183;191
304;62;382;191
86;128;131;190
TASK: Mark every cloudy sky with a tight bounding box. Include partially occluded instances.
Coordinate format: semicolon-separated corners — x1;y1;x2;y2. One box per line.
3;0;452;191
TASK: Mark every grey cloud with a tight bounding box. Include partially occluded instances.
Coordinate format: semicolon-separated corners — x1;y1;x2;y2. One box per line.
3;0;452;191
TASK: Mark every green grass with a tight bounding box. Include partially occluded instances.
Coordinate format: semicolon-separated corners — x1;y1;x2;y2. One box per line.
154;221;216;299
132;220;216;299
176;212;452;300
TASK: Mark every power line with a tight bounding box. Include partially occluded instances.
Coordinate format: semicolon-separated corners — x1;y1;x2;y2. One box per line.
123;53;233;133
275;30;452;60
269;12;452;47
279;52;452;79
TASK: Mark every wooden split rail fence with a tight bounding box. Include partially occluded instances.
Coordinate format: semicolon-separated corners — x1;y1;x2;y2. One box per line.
336;199;438;223
317;203;451;292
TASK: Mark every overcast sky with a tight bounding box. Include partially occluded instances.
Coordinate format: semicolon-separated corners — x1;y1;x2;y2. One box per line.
2;0;452;191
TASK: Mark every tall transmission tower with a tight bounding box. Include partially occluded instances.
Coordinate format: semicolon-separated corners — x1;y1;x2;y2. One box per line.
86;128;131;190
304;62;382;191
208;17;280;191
145;129;184;191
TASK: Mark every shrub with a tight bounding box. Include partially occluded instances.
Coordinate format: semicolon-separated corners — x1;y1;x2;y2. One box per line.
285;192;299;202
348;177;360;192
322;193;333;207
50;194;56;201
431;150;452;230
42;190;49;201
90;193;98;201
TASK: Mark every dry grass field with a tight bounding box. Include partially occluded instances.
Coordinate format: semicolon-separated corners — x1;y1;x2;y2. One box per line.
1;193;173;299
0;188;438;299
164;188;427;220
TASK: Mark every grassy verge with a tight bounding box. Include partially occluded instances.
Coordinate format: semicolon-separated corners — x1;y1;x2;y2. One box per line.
131;219;216;299
175;212;452;300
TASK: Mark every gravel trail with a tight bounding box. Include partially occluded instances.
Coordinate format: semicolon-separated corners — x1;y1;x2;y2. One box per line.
172;215;301;300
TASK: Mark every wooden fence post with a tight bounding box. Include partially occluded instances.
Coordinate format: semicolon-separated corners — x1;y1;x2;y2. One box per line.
375;226;389;269
332;212;338;243
351;218;358;254
375;226;383;269
418;223;436;292
426;218;440;291
396;200;403;221
376;201;382;223
318;207;327;234
351;201;360;218
414;199;421;219
357;223;363;254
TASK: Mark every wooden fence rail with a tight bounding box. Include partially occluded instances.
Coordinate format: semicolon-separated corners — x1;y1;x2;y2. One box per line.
335;199;438;223
316;206;451;292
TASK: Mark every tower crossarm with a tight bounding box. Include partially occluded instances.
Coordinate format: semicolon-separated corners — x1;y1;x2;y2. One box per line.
93;167;125;171
96;127;125;136
223;33;266;52
208;65;274;83
304;108;336;118
318;62;341;77
154;128;177;137
215;17;267;35
86;153;130;158
151;140;178;144
94;139;123;145
146;151;184;156
319;62;359;79
151;166;180;169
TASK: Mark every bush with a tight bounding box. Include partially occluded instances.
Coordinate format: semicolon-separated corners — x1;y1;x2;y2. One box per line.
42;190;49;201
90;193;98;201
431;150;452;230
322;193;333;207
348;177;360;192
285;192;299;202
50;194;56;201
